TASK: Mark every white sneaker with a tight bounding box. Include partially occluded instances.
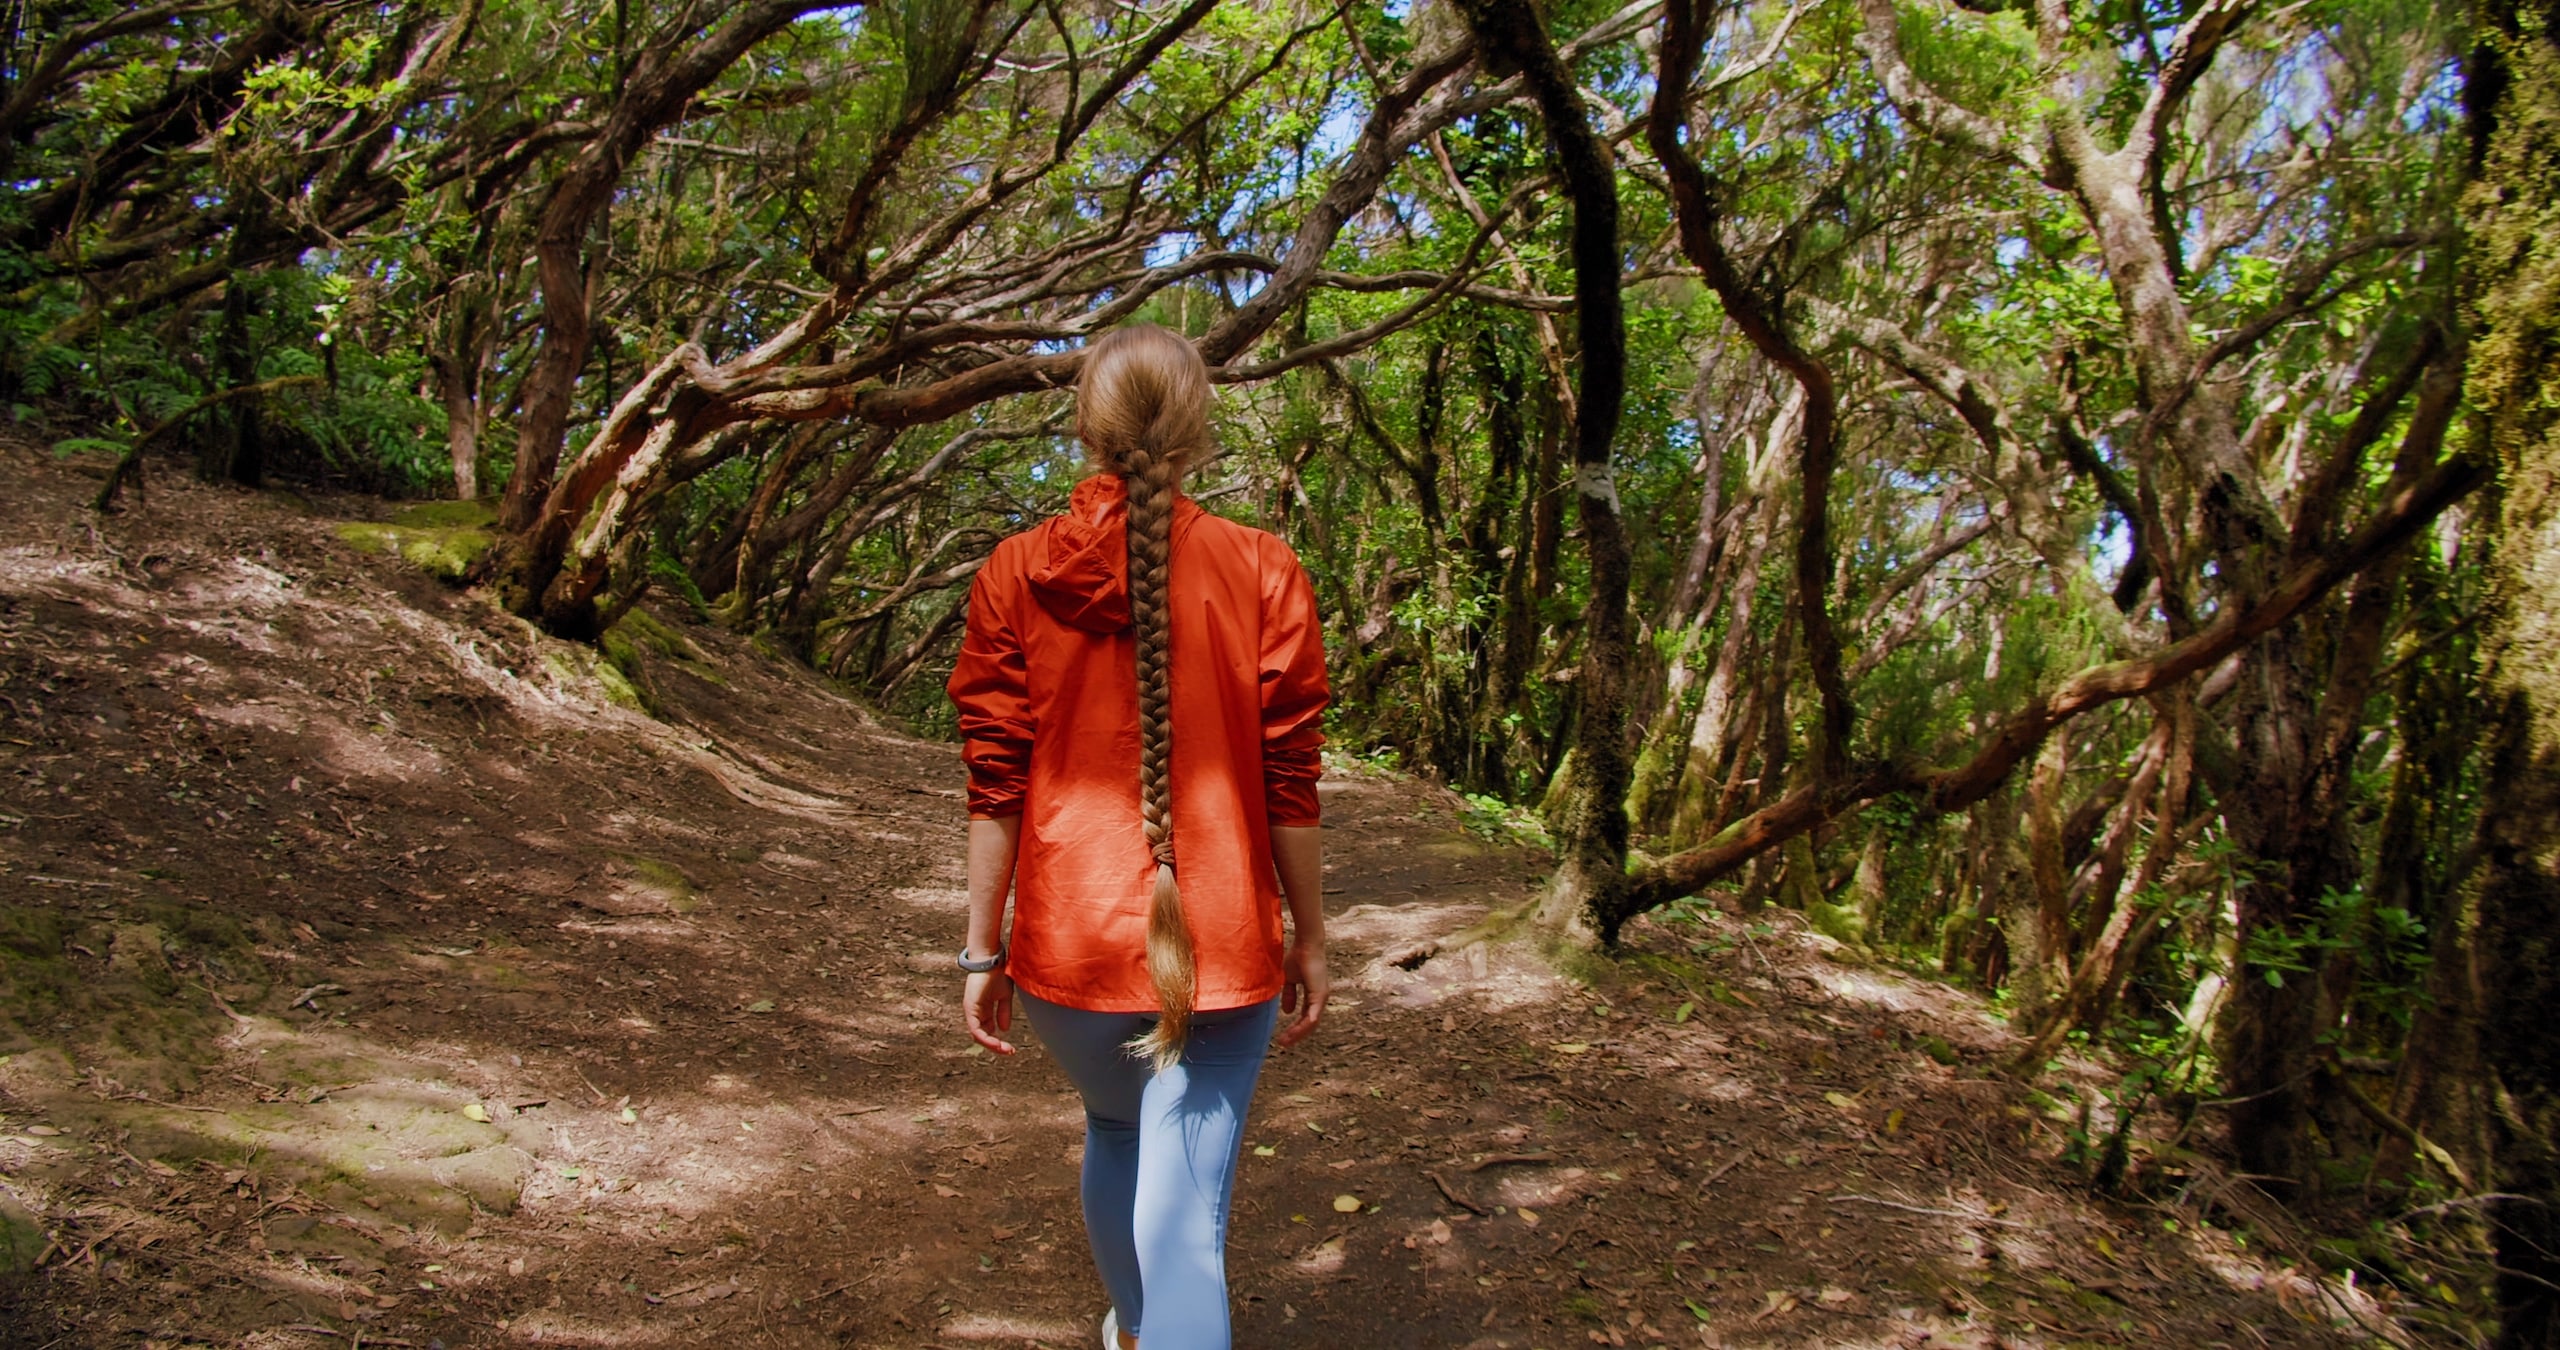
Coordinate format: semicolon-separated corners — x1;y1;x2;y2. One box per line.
1100;1307;1120;1349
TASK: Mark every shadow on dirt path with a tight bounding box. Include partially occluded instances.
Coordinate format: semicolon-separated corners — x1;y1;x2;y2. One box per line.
0;444;2395;1348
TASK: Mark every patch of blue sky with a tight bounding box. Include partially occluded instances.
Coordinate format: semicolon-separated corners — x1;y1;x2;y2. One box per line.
2238;38;2337;163
1146;232;1199;268
1218;190;1258;239
1302;94;1369;178
2402;58;2462;134
2091;514;2133;587
1382;0;1412;18
804;5;864;35
1995;237;2029;268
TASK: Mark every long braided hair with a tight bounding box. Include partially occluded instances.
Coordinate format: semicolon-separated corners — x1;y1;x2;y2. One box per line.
1075;324;1208;1070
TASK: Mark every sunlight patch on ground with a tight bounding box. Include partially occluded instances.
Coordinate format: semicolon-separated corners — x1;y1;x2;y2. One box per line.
2182;1222;2405;1343
1799;965;1932;1012
1329;898;1483;953
892;884;969;912
938;1309;1090;1340
496;1309;688;1344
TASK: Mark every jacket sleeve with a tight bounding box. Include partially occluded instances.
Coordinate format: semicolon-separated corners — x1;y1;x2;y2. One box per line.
946;559;1033;819
1259;538;1330;826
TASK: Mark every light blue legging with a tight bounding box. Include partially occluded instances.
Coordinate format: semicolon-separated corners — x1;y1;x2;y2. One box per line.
1018;989;1278;1349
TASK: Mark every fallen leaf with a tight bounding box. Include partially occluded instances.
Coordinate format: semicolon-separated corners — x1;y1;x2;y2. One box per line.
746;999;775;1014
1517;1207;1540;1227
1429;1219;1452;1244
1332;1194;1362;1213
1253;1145;1277;1157
559;1168;583;1181
619;1107;639;1125
1553;1043;1591;1055
1823;1091;1859;1111
1885;1108;1905;1134
1818;1286;1854;1306
23;1125;61;1137
1671;1002;1695;1024
1756;1291;1797;1320
462;1103;492;1123
935;1184;961;1198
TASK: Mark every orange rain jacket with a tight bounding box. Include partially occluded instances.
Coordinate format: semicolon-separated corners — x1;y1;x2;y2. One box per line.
947;474;1329;1013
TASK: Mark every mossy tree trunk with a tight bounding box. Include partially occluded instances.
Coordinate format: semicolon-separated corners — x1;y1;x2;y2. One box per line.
1448;0;1635;941
2457;2;2560;1339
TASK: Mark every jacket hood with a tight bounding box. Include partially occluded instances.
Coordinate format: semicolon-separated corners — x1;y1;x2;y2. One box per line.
1029;474;1204;633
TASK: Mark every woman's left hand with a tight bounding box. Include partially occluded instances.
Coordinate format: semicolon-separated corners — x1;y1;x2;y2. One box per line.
965;969;1016;1054
1278;939;1328;1048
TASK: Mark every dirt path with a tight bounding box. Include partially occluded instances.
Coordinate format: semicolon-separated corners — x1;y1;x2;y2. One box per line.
0;445;2394;1348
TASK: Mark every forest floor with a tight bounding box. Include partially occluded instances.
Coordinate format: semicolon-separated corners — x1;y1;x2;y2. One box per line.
0;440;2404;1349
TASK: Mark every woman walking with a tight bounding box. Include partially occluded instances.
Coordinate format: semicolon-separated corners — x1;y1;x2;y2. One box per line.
947;323;1331;1350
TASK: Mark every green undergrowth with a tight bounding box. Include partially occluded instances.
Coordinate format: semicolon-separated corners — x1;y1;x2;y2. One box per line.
333;499;497;581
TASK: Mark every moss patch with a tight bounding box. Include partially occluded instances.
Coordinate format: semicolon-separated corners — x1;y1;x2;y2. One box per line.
335;502;496;582
592;654;648;712
1807;898;1870;951
0;1193;41;1275
624;857;699;914
0;901;267;1096
612;606;701;662
541;648;647;713
335;520;493;582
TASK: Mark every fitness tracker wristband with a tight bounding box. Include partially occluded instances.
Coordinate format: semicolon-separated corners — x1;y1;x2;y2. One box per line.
957;943;1006;974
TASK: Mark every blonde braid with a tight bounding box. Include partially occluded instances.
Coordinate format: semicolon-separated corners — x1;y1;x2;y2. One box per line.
1125;436;1192;1071
1074;324;1209;1071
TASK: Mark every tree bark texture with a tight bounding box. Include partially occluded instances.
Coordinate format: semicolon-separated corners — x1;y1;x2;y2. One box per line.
2457;3;2560;1339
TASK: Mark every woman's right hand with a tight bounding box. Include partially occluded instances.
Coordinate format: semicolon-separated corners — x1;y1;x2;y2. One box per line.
965;969;1017;1055
1278;939;1328;1048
